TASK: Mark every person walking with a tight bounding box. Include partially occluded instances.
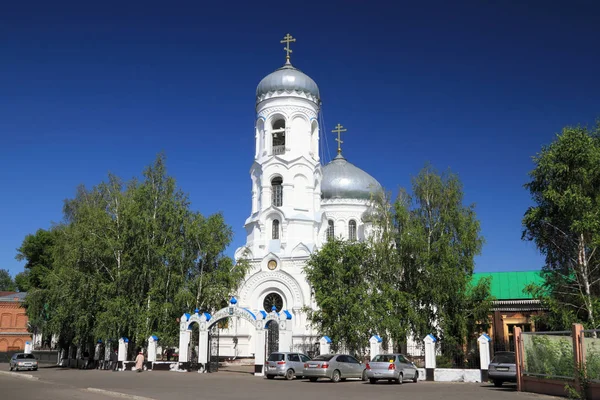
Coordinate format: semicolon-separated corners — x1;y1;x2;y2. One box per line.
110;349;118;371
135;350;145;373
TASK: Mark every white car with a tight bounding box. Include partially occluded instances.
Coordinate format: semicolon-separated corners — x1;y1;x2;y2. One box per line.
9;353;38;371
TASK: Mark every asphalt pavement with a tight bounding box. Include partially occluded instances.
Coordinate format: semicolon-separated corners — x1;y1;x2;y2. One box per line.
0;366;555;400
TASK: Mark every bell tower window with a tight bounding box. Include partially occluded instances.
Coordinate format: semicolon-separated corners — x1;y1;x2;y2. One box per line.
348;220;357;241
272;119;286;155
271;177;283;207
272;219;280;239
327;219;335;240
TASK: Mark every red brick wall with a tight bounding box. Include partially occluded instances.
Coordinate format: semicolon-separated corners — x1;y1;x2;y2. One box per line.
0;298;32;351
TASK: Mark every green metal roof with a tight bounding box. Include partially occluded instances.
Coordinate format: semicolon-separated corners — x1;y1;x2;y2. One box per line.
471;271;543;300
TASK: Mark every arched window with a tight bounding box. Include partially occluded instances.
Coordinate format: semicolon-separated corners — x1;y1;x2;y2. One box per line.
327;219;335;240
348;220;357;241
272;219;280;240
272;119;286;155
271;177;283;207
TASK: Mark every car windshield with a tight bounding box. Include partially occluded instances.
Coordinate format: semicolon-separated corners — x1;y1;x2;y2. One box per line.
16;354;36;359
267;353;285;362
492;353;515;364
372;354;396;362
312;354;334;361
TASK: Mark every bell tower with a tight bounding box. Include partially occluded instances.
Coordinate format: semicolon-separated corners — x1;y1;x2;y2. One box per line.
237;34;323;261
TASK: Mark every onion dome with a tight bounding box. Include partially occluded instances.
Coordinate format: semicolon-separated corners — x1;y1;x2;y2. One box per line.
256;61;320;104
321;154;382;200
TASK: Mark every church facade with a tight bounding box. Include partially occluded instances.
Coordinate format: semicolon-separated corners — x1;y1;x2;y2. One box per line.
219;42;382;358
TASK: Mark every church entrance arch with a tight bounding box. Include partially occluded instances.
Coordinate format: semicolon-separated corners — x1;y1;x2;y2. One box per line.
178;297;294;376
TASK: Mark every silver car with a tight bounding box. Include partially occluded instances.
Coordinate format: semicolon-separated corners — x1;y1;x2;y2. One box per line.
9;353;38;371
303;354;367;383
488;351;516;387
365;353;419;384
265;352;311;380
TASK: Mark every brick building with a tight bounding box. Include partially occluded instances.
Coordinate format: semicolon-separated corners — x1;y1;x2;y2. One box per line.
0;292;31;352
471;271;546;351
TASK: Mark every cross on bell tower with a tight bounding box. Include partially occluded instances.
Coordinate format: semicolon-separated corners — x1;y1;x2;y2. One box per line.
281;33;296;63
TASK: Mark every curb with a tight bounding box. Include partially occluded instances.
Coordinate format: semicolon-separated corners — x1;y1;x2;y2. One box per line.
85;388;156;400
0;370;39;380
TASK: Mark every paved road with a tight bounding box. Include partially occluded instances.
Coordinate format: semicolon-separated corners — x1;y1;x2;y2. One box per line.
1;367;554;400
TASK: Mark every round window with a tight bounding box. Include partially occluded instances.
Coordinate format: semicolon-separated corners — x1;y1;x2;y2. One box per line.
263;293;283;313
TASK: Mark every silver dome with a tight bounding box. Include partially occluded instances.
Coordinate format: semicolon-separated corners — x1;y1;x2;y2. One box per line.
321;155;382;200
256;62;320;103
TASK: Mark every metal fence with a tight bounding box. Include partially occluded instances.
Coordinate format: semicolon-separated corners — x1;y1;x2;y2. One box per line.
435;340;480;369
582;330;600;383
521;330;574;380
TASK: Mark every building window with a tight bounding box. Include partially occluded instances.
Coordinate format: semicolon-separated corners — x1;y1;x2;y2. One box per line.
272;119;286;155
327;219;335;240
272;219;280;239
348;220;357;241
263;293;283;313
271;177;283;207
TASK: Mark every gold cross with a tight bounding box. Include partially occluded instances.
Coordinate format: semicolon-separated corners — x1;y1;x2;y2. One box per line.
332;123;347;155
281;33;296;62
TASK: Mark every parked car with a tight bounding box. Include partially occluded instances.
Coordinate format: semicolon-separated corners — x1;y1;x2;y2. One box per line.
365;353;419;384
488;351;516;387
303;354;367;383
265;352;311;380
9;353;38;371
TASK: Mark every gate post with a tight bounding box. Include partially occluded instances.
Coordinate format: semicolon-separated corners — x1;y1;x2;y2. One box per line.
148;335;158;363
118;337;128;371
178;314;191;364
369;335;382;360
198;328;208;372
320;336;332;355
254;320;266;376
423;334;436;381
278;310;293;353
478;334;491;383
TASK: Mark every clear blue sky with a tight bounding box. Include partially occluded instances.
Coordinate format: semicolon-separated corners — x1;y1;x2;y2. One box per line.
1;0;599;277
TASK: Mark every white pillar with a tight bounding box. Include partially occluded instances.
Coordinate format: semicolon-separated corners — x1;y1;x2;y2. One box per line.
254;320;266;376
24;341;32;354
148;336;158;363
369;335;382;360
198;329;208;371
278;312;293;353
118;338;129;363
178;330;190;363
319;336;332;355
478;333;491;382
423;334;436;381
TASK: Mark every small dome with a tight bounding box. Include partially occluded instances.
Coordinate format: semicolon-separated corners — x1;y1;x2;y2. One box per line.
256;62;320;103
321;155;382;200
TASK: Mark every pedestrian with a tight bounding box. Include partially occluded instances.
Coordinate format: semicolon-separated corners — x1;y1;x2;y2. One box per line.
110;349;118;371
135;350;145;373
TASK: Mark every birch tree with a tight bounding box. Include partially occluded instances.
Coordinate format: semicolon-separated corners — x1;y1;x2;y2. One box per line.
523;124;600;330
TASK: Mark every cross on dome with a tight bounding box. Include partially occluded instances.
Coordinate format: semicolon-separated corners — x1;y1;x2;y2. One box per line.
281;33;296;64
332;123;347;155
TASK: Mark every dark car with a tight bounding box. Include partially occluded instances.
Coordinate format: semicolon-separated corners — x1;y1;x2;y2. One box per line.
9;353;38;371
488;351;516;386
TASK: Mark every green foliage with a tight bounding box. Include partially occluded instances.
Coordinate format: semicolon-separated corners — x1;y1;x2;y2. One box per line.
523;123;600;330
524;335;575;378
0;269;16;291
16;154;247;350
305;164;491;354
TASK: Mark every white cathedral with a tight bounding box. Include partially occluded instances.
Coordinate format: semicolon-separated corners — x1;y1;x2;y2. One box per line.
221;38;382;359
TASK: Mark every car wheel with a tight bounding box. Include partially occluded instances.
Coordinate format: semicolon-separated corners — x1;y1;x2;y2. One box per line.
331;369;341;383
33;368;38;371
309;377;318;382
266;375;275;379
413;371;418;383
285;369;294;380
396;372;403;384
494;380;503;387
369;378;377;384
362;369;367;381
